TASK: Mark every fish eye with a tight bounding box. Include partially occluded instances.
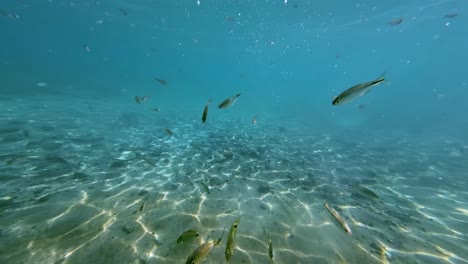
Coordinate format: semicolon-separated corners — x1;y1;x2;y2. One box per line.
234;224;238;228
195;234;199;237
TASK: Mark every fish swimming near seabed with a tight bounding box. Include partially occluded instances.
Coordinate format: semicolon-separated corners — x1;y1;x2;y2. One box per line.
164;128;173;136
332;73;386;106
177;229;199;244
196;181;211;194
351;184;379;199
186;228;225;264
202;99;211;123
218;93;241;109
268;236;273;259
324;202;352;235
225;218;240;261
139;200;146;212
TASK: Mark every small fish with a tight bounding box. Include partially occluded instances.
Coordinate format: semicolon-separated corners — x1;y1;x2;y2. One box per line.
186;228;225;264
351;184;379;199
177;229;199;244
202;99;211;123
164;128;173;136
154;77;167;85
225;16;235;22
0;10;19;19
196;181;210;194
332;73;385;106
135;96;149;104
252;115;257;125
218;93;241;109
139;200;146;212
324;202;352;235
37;82;48;87
152;107;160;112
190;143;203;150
225;218;240;261
388;18;403;25
268;236;273;260
119;8;128;16
6;155;28;165
141;156;156;166
444;13;457;19
83;44;91;52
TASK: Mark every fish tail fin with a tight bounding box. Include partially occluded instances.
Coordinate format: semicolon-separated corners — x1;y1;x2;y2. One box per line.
376;72;391;86
377;72;386;81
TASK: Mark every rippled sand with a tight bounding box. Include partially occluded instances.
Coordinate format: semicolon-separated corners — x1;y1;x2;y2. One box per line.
1;96;467;264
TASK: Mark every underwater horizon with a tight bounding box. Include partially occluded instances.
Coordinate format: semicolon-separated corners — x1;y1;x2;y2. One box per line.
1;1;467;264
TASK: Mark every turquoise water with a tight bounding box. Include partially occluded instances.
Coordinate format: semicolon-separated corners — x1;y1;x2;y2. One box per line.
1;1;468;264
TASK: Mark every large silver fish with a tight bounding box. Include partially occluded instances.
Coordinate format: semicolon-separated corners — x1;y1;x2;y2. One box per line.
186;228;225;264
332;73;385;105
218;94;241;109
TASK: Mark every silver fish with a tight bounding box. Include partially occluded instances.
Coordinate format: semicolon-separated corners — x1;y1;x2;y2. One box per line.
186;228;225;264
218;93;241;109
332;73;385;105
225;218;240;261
324;202;352;235
177;229;199;244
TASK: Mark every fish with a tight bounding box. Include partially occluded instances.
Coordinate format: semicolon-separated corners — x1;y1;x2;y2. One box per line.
0;10;19;19
268;236;273;259
324;202;352;235
154;77;167;85
83;44;91;52
196;181;210;194
141;156;156;166
388;18;403;25
164;128;173;136
135;96;149;104
139;200;146;212
6;154;28;165
225;218;240;261
218;93;241;109
225;16;235;22
252;115;257;125
444;13;457;18
186;228;225;264
351;184;379;199
119;8;128;16
152;107;160;112
202;99;211;123
177;229;199;244
332;73;385;106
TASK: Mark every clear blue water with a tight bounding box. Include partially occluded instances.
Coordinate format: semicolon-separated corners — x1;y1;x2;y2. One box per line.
1;1;467;264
